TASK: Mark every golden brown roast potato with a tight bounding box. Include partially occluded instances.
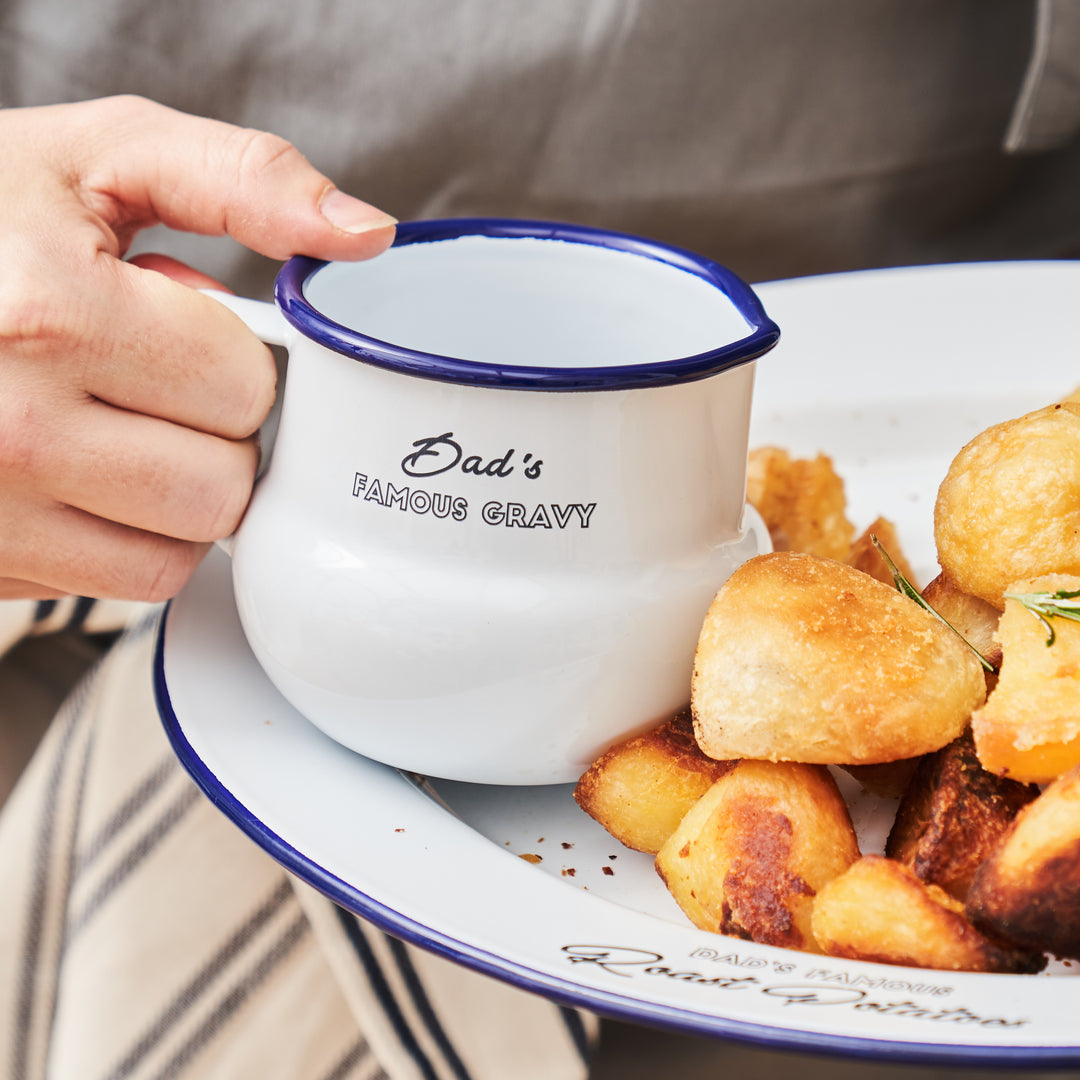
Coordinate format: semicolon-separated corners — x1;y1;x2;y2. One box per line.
921;573;1002;677
935;402;1080;608
812;855;1045;973
970;573;1080;783
573;708;736;853
692;552;986;765
746;447;855;561
655;759;859;952
967;764;1080;960
845;516;917;588
886;729;1039;900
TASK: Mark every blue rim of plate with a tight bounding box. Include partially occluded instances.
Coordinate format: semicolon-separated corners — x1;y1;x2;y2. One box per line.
274;217;780;391
152;604;1080;1069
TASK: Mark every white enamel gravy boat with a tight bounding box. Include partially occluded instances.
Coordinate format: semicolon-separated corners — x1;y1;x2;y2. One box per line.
208;218;778;784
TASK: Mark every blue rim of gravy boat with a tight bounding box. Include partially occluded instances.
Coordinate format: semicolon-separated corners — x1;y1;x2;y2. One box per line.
275;217;779;391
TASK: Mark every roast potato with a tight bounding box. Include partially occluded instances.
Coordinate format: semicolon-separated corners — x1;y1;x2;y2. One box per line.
886;729;1039;900
846;516;917;588
971;573;1080;783
935;402;1080;607
967;764;1080;960
921;573;1002;677
746;447;854;561
812;855;1045;973
692;552;986;764
840;757;921;800
573;708;735;853
655;759;859;952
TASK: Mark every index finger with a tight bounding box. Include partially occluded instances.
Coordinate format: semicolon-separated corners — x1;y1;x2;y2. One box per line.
66;96;397;261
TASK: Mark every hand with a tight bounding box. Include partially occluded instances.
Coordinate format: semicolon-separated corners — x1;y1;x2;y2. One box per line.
0;95;395;601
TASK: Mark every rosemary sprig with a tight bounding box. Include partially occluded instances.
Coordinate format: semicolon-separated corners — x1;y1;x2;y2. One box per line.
1001;588;1080;647
870;535;997;673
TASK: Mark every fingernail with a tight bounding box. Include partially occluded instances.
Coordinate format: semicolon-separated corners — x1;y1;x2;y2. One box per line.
320;189;397;234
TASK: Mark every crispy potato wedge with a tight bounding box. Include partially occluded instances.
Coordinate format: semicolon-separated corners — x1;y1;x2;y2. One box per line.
655;759;859;952
967;765;1080;960
692;552;986;764
846;516;917;588
573;708;736;853
935;402;1080;607
746;447;855;561
886;729;1039;900
972;573;1080;783
812;855;1045;973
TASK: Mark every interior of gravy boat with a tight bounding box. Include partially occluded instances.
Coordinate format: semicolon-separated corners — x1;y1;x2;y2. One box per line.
302;233;756;370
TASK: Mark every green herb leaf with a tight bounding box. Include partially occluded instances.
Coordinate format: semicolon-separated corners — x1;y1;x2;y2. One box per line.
1001;588;1080;647
870;535;997;673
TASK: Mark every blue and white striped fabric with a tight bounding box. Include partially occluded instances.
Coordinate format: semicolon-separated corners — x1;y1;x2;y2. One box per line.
0;606;597;1080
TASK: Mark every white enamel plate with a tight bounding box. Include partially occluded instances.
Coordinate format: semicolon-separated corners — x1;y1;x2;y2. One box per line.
156;262;1080;1067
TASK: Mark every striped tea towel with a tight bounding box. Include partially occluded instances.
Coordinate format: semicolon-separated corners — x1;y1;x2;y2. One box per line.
0;604;597;1080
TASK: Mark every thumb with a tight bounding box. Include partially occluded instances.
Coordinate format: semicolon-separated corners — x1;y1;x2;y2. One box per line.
69;96;396;262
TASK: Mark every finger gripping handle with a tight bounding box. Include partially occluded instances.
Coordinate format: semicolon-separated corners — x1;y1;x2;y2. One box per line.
201;289;290;346
200;290;289;559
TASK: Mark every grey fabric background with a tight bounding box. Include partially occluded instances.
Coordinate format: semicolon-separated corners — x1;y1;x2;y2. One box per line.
4;0;1079;298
